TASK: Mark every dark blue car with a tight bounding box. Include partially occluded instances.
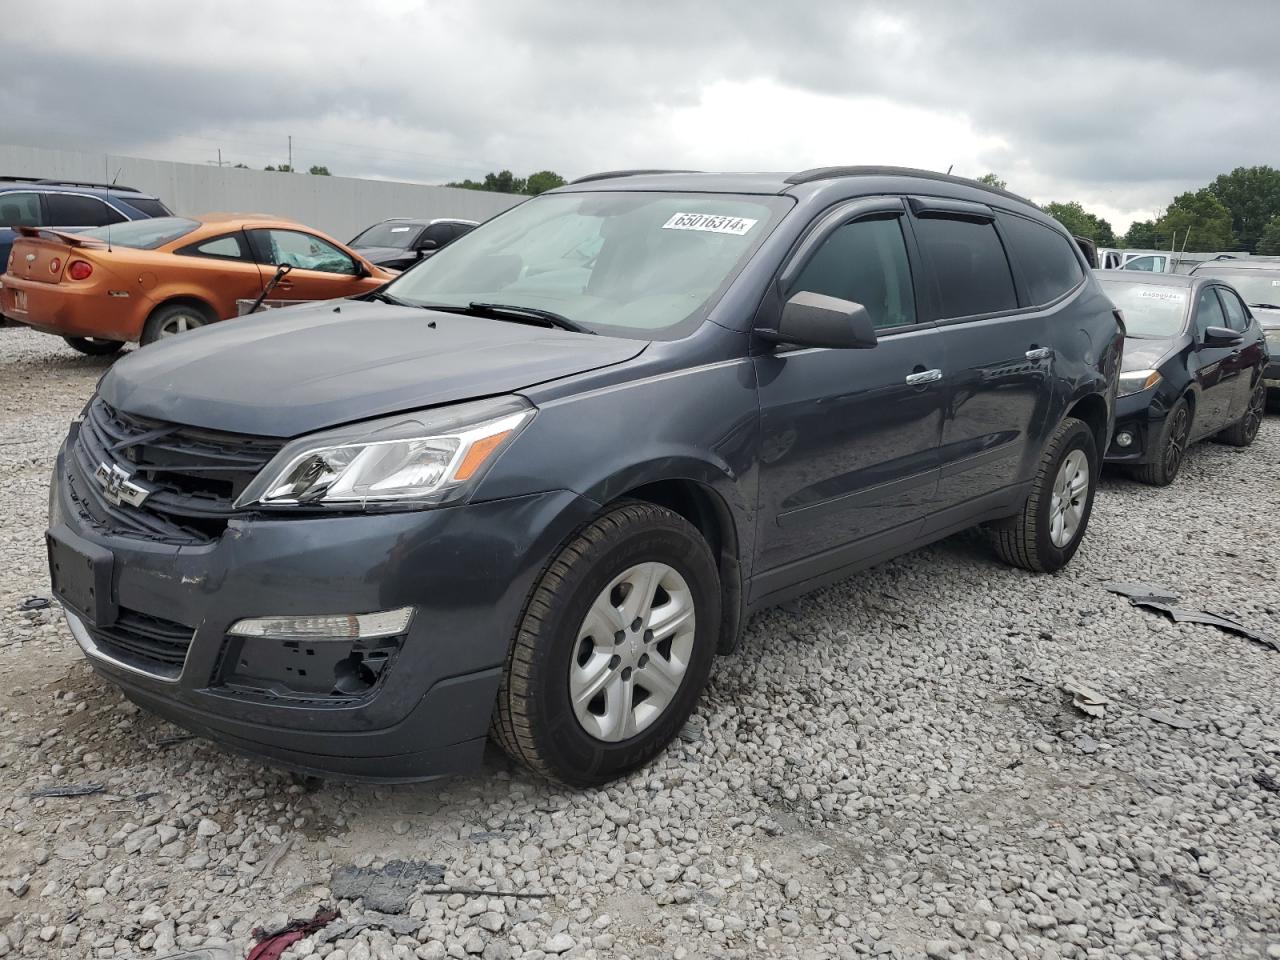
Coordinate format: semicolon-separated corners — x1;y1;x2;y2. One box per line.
0;178;172;272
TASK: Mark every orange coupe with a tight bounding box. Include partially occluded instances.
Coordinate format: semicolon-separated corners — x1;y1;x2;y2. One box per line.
1;214;392;355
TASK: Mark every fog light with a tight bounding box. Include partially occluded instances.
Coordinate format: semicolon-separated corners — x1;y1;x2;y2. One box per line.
1115;431;1134;448
227;607;413;640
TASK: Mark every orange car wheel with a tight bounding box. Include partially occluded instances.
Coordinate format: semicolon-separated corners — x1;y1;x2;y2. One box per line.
142;302;214;345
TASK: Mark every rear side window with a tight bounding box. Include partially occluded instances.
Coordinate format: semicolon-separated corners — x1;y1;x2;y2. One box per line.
178;233;247;260
124;197;173;218
1001;215;1084;304
0;192;41;227
47;194;126;228
1217;288;1249;332
788;216;917;329
913;216;1017;318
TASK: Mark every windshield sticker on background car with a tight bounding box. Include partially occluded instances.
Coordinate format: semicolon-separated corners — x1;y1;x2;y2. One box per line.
662;212;758;235
390;226;411;232
1138;289;1184;302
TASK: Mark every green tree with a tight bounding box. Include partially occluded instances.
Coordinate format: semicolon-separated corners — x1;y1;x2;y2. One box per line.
1156;188;1235;252
308;165;331;176
264;164;294;173
1258;216;1280;256
1123;219;1161;249
976;172;1007;190
232;162;250;169
1207;165;1280;253
1042;201;1117;246
525;170;567;195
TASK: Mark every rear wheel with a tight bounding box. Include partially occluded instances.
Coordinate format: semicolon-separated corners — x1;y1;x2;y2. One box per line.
491;501;720;786
62;336;124;357
1134;397;1191;486
141;302;212;345
989;417;1097;573
1217;377;1265;447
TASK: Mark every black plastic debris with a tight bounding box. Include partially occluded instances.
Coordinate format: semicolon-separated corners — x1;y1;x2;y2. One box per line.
19;596;51;611
1103;582;1182;603
31;783;104;798
1254;772;1279;794
330;860;445;914
1140;708;1197;730
1129;599;1280;653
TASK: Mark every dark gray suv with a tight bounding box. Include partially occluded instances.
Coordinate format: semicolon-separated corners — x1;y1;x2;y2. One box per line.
48;167;1122;785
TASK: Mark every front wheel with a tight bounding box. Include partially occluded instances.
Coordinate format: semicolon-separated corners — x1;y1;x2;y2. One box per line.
63;336;124;356
1216;378;1265;447
989;417;1097;573
1133;397;1191;486
491;501;721;786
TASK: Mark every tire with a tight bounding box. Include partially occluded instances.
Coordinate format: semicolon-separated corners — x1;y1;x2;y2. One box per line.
989;417;1097;573
1216;377;1265;447
62;336;124;356
1133;397;1191;486
491;501;721;786
141;302;212;345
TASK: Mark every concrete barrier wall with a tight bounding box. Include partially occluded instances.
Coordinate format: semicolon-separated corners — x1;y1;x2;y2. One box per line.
0;143;524;243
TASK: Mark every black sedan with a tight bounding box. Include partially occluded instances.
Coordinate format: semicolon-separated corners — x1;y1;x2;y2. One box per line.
349;217;477;271
1097;272;1269;486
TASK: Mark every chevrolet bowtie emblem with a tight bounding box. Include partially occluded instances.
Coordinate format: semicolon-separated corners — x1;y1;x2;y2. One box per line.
94;462;152;507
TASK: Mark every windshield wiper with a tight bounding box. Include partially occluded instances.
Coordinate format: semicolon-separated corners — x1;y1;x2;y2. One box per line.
366;289;412;306
1248;302;1280;310
466;302;595;334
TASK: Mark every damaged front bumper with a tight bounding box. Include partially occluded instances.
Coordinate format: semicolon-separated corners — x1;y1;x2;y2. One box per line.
50;446;597;781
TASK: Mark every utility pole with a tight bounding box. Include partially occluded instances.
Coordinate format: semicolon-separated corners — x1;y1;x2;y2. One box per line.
288;135;292;172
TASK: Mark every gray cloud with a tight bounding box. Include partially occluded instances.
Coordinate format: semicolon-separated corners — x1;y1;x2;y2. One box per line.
3;0;1277;227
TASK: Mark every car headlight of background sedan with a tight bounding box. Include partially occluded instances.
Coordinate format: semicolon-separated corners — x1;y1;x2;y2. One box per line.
236;396;534;509
1117;369;1162;398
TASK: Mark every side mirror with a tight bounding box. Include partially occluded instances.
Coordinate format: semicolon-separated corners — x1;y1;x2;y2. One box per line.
415;238;439;252
757;291;878;350
1202;325;1242;347
353;260;371;278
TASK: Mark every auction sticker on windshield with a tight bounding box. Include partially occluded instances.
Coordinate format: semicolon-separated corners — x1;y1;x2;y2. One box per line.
1138;289;1184;302
662;212;758;235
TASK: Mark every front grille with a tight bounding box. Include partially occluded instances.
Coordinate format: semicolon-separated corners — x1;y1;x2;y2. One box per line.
86;608;194;678
67;398;283;544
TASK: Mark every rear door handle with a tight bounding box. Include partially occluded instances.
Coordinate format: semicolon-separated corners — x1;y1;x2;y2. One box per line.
905;369;942;385
1025;347;1052;360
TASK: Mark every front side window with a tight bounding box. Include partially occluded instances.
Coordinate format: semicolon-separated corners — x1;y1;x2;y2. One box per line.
419;223;455;248
788;216;916;329
1122;255;1166;273
253;229;356;274
46;194;126;228
913;216;1018;318
1194;285;1227;337
383;191;792;338
1217;288;1249;332
1000;214;1084;304
0;192;41;227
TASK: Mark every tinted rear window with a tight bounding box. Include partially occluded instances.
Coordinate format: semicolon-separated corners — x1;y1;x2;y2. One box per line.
124;197;173;218
1001;214;1084;304
47;193;126;228
80;217;199;249
913;216;1018;318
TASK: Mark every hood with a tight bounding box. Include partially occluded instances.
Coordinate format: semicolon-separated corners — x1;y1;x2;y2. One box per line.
1254;305;1280;330
353;245;413;265
100;300;648;436
1121;335;1182;372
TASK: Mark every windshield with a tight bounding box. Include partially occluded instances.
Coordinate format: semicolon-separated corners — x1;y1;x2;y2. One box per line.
383;191;792;338
351;221;421;249
1099;280;1189;337
81;216;197;249
1191;268;1280;308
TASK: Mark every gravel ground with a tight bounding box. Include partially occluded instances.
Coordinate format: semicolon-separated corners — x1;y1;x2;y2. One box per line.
1;325;1277;960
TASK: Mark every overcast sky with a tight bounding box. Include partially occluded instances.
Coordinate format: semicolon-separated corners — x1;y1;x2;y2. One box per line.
5;1;1277;231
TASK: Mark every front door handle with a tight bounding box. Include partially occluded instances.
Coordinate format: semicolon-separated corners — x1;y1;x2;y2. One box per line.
905;368;942;385
1026;346;1052;360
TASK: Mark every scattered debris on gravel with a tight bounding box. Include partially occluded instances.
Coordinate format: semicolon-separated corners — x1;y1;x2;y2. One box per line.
2;327;1278;959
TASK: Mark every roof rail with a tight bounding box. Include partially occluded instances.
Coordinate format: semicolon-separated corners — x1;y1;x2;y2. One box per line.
34;178;142;193
568;169;700;185
784;165;1037;206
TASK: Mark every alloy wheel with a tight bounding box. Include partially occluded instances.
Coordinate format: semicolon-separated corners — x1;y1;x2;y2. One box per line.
1048;449;1089;548
1244;381;1265;443
1164;406;1189;476
569;561;696;743
158;313;205;338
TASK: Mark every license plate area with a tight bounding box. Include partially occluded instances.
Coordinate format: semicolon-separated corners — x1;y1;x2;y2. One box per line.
47;527;116;627
12;289;28;314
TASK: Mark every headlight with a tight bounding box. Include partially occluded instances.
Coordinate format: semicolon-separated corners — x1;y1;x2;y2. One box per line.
236;396;533;509
1117;369;1162;398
